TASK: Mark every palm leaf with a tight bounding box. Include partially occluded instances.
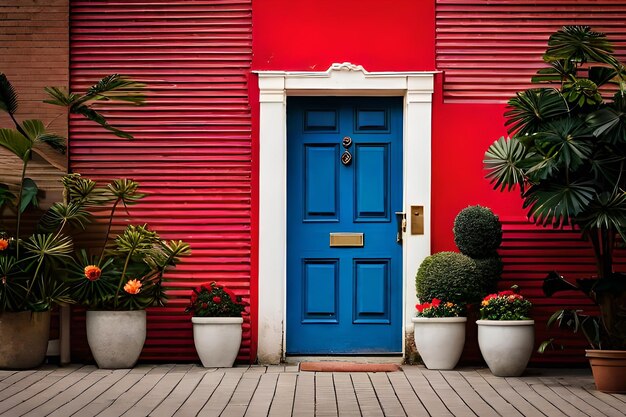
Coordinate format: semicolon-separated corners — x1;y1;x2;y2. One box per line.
522;180;595;227
0;73;18;115
82;74;145;105
38;201;93;232
505;88;570;136
577;191;626;241
22;233;73;264
587;107;626;144
21;119;66;153
108;178;145;207
0;128;32;161
544;26;618;67
61;173;111;206
532;117;594;171
71;106;134;139
43;86;79;107
484;136;529;191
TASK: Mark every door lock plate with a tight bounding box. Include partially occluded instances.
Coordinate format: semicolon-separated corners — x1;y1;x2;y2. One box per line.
411;205;424;235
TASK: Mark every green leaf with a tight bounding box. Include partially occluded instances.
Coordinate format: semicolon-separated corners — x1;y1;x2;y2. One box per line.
522;180;595;227
483;136;529;192
544;26;618;67
0;184;16;208
21;119;66;153
578;192;626;239
38;201;93;232
108;178;145;207
83;74;145;105
0;73;18;115
72;106;134;139
0;128;32;161
43;86;79;106
587;107;626;144
588;66;620;88
23;233;73;263
531;117;594;171
504;88;569;136
61;173;111;206
19;178;39;213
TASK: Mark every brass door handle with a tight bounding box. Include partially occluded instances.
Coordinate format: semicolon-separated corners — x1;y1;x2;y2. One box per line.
395;212;406;243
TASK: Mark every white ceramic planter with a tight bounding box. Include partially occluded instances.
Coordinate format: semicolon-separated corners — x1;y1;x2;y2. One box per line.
192;317;243;367
412;317;467;370
477;319;534;377
86;310;146;369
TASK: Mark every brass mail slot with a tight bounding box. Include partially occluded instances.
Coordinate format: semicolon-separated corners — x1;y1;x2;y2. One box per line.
330;233;364;247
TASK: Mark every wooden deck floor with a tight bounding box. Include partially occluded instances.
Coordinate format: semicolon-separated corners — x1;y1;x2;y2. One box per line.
0;364;624;416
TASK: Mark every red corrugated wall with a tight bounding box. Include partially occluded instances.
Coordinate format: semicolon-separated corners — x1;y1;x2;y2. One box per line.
69;0;254;362
436;0;626;102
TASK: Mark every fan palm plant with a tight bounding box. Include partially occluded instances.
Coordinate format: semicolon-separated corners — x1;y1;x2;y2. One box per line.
0;73;144;312
484;26;626;350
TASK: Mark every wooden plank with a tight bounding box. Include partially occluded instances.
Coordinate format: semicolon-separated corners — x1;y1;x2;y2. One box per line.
0;369;52;400
150;367;206;417
315;372;338;417
46;369;131;417
561;382;626;417
386;371;429;417
0;372;17;383
173;371;224;417
18;366;103;417
120;364;193;416
474;369;545;417
221;372;262;417
440;370;501;417
197;372;244;415
95;365;174;417
504;376;570;417
458;369;524;417
368;372;406;417
351;372;384;417
268;373;297;417
538;376;623;417
266;365;286;373
417;368;476;417
292;372;315;417
244;372;278;417
401;366;453;417
332;373;361;417
525;377;590;417
72;366;155;417
585;386;626;410
0;365;80;414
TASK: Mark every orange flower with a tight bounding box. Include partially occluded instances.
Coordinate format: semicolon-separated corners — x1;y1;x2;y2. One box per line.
0;239;8;251
123;279;142;295
84;265;102;281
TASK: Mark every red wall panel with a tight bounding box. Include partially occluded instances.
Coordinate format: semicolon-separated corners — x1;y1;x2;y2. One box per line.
69;0;254;363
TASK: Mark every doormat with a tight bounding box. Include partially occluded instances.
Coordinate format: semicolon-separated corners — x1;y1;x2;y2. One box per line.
299;362;401;372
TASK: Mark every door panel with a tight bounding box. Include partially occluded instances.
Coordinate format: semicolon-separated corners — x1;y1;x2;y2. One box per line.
287;97;403;354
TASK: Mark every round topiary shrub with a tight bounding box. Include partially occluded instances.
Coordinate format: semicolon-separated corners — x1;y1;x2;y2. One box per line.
473;256;503;293
415;251;483;304
453;205;502;258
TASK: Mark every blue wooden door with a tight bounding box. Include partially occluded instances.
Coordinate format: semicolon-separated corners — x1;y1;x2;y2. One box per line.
286;97;403;354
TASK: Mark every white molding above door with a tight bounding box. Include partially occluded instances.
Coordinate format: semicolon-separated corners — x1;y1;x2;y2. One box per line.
255;63;435;364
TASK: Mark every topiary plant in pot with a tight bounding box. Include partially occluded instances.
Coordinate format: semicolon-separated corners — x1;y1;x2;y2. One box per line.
483;26;626;392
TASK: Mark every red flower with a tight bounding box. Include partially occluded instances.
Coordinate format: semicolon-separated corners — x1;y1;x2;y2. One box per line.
224;288;237;303
431;298;441;307
483;293;498;302
202;302;208;309
498;290;515;297
213;296;222;304
416;302;431;313
0;239;8;251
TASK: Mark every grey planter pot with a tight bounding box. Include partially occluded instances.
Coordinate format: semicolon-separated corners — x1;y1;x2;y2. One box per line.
0;311;50;369
86;310;146;369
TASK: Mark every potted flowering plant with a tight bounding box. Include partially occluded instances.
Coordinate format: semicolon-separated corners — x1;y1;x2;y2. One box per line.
477;287;534;376
412;298;466;370
0;73;143;369
61;176;191;368
185;282;246;367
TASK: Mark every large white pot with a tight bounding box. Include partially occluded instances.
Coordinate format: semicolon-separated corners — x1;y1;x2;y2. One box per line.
192;317;243;367
477;319;534;377
412;317;467;370
86;310;146;369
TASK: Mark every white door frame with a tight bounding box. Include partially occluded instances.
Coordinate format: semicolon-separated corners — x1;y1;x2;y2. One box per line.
255;63;435;363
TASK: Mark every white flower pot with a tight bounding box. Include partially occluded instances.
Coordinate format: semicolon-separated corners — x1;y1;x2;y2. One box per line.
477;319;534;377
412;317;467;370
86;310;146;369
192;317;243;367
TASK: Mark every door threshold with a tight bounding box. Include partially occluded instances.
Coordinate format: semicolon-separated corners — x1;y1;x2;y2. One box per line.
285;355;404;365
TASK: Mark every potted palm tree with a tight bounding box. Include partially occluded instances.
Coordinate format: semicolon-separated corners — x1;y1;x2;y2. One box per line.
0;73;144;369
484;26;626;393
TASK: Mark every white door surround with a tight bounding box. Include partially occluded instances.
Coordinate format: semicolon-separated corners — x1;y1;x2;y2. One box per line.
255;63;435;364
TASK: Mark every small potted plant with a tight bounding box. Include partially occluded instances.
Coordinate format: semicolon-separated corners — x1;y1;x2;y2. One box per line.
412;298;466;370
477;286;534;376
185;282;246;367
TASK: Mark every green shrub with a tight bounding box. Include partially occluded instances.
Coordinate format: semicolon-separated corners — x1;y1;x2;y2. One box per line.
453;205;502;258
415;251;483;304
473;256;503;293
